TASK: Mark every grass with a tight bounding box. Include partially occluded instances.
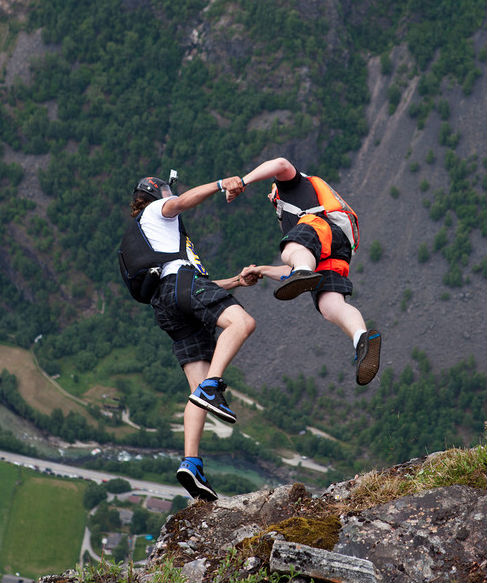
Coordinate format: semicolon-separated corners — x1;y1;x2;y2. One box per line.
339;445;487;514
54;347;153;398
0;462;20;569
0;345;138;441
132;536;150;562
0;464;88;579
73;553;301;582
0;345;91;417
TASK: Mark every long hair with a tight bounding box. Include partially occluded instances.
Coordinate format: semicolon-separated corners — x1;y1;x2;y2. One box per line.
130;192;154;217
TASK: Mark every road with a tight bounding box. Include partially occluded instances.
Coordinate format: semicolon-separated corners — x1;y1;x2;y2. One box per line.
282;452;331;473
0;449;187;499
80;524;101;564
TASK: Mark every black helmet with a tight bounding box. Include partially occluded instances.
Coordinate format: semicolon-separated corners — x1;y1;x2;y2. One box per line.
133;177;170;201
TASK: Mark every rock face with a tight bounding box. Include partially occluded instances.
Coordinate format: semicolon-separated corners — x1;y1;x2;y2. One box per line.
336;485;487;583
147;483;313;569
146;479;487;582
270;542;380;583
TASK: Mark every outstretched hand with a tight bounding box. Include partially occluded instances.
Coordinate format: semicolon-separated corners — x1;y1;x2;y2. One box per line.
239;264;262;286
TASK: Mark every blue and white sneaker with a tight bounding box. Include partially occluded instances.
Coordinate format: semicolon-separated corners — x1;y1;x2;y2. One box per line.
176;457;218;502
189;378;237;424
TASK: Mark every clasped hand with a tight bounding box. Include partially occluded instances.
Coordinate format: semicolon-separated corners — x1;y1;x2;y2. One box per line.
238;264;262;286
222;176;246;203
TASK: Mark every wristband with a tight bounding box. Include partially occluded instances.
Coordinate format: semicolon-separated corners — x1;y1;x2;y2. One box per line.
240;177;246;187
217;179;224;192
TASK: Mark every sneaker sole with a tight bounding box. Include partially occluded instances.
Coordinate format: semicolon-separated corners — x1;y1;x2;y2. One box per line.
176;468;218;502
274;273;323;301
356;330;381;385
189;394;237;424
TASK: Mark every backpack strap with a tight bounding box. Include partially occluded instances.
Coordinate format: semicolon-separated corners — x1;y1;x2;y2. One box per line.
275;198;324;220
274;176;360;254
136;212;188;259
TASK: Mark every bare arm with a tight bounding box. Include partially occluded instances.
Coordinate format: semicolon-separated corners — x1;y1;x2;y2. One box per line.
162;176;243;217
226;157;296;203
213;265;260;290
241;264;291;282
242;157;296;185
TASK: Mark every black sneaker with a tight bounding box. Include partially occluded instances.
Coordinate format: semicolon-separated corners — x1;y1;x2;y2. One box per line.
273;269;323;301
176;457;218;502
355;329;381;385
189;378;237;423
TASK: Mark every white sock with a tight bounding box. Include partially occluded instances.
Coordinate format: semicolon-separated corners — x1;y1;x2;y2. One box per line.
293;265;313;272
353;329;367;349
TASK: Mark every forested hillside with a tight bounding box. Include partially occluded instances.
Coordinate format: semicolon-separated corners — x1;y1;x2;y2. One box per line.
0;0;485;480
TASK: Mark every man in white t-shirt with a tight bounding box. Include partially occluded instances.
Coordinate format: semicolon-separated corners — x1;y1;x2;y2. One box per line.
128;174;257;501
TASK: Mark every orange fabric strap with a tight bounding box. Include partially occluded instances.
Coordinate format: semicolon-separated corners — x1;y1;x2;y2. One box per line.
298;214;332;257
316;258;350;276
297;214;350;277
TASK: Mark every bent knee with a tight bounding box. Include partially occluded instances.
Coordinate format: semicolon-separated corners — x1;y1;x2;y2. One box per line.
218;305;256;336
242;313;256;337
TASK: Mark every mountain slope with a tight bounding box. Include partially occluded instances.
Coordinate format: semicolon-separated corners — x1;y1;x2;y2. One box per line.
0;0;485;470
233;28;487;390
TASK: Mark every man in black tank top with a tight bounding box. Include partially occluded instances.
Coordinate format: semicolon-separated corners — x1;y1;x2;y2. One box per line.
225;157;382;387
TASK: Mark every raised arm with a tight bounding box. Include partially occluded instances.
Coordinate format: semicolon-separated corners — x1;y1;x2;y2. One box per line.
162;176;244;217
226;157;297;203
242;157;296;185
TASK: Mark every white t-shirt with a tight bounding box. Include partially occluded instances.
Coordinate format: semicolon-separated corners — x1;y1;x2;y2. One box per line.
139;198;208;277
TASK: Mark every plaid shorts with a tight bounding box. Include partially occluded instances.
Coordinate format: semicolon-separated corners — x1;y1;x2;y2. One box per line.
280;222;323;264
280;222;353;308
310;271;353;310
151;272;240;366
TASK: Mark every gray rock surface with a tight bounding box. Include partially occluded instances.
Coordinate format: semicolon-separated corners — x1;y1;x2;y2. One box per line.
146;478;486;583
336;485;487;583
270;541;379;582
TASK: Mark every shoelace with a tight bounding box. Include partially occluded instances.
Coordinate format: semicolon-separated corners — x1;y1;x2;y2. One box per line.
280;270;295;281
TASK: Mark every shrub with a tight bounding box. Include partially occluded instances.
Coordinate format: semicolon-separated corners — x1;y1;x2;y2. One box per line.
390;185;400;199
417;242;430;263
369;240;383;262
387;83;402;113
380;53;393;75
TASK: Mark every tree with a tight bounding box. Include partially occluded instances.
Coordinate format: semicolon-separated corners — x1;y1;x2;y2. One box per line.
170;495;189;514
83;482;107;510
112;535;129;563
130;506;149;534
105;477;131;494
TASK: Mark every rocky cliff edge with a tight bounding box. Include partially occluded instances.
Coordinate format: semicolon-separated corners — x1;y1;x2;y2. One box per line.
39;446;486;583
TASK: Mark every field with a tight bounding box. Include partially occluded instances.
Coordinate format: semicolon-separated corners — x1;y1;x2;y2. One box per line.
0;345;88;416
0;462;88;579
0;345;136;439
0;462;18;567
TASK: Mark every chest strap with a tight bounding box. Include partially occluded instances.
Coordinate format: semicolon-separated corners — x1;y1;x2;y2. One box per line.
275;198;324;220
